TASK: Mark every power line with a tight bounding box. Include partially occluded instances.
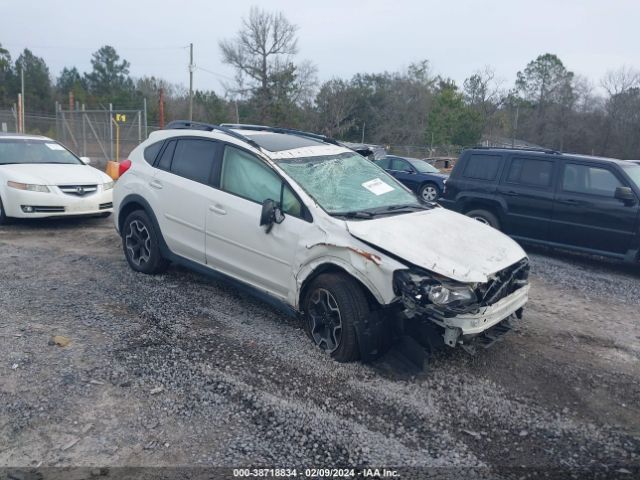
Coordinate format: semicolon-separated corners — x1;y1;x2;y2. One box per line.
2;43;190;51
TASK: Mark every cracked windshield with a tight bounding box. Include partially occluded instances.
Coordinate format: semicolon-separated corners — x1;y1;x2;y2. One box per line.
278;152;420;214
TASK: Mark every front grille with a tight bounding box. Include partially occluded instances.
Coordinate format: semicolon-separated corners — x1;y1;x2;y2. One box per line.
99;202;113;210
58;185;98;197
476;258;529;306
31;206;65;213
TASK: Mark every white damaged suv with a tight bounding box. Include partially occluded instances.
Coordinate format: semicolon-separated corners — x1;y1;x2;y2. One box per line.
114;122;529;362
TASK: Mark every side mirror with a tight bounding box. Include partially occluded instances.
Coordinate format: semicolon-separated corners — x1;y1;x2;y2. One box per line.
259;198;285;233
614;186;636;205
80;156;91;165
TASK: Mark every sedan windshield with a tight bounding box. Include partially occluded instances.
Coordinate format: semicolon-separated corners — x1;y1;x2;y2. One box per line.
277;152;421;215
409;159;440;174
0;140;82;165
623;164;640;189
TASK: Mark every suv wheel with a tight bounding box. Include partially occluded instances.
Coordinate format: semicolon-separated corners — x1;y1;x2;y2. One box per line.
466;209;500;230
419;182;440;202
303;273;372;363
122;210;169;274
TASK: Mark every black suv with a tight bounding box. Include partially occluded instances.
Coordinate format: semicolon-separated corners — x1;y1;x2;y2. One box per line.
439;148;640;262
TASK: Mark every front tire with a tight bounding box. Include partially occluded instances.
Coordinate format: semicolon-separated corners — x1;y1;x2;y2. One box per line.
303;273;372;363
419;182;441;202
0;196;10;225
466;209;501;230
121;210;169;274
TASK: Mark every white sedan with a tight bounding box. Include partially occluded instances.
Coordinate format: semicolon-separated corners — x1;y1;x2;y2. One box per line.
0;134;114;223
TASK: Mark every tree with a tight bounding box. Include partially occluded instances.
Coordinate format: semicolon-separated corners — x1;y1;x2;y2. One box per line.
515;54;575;148
0;43;13;107
463;66;503;140
427;83;483;147
14;49;52;112
219;7;316;124
85;45;133;103
56;67;88;103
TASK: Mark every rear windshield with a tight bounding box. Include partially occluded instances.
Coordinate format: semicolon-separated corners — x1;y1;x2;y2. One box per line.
0;139;82;165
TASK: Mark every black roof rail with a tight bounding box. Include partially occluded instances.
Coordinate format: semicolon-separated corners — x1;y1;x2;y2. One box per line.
164;120;262;150
469;145;561;155
220;123;342;147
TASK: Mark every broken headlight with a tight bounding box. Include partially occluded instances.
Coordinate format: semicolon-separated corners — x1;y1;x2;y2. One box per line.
393;269;478;315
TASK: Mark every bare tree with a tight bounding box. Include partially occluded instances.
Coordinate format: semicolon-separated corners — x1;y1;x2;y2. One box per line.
219;7;315;123
601;66;640;96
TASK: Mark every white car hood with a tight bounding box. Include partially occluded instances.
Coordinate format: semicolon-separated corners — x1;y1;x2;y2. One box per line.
0;163;110;185
346;207;527;284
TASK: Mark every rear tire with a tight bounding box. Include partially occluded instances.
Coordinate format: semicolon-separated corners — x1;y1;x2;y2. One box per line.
302;273;373;363
466;209;500;230
121;210;169;274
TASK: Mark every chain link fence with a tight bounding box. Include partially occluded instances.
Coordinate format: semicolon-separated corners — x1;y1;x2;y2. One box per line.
0;108;145;170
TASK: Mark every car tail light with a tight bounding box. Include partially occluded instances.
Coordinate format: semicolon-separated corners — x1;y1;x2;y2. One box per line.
119;159;132;177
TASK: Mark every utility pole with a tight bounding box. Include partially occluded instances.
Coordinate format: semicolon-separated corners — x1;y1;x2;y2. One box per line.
20;67;25;133
361;122;365;144
188;43;194;122
159;88;165;129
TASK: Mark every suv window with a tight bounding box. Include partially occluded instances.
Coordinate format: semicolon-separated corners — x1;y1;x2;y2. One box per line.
157;140;176;171
463;154;502;181
220;146;302;217
506;157;554;187
144;141;163;164
170;139;218;184
390;158;412;172
562;163;622;197
373;158;389;169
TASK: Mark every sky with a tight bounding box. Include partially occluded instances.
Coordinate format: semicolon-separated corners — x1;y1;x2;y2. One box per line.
1;0;639;96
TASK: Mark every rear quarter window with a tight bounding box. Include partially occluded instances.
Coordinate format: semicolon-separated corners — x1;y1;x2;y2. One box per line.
462;154;502;181
143;141;164;164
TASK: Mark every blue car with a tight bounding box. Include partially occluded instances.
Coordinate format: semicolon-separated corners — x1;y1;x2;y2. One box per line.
375;155;448;201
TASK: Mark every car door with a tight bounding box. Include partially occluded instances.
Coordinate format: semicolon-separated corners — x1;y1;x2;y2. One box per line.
152;137;221;264
205;144;312;301
387;157;420;191
550;161;638;255
496;155;557;240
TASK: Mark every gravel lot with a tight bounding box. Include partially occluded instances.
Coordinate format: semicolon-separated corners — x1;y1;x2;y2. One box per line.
0;216;639;479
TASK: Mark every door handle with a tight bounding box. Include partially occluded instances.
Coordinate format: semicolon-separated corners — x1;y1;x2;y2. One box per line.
209;204;227;215
504;190;519;196
558;198;582;205
149;180;163;190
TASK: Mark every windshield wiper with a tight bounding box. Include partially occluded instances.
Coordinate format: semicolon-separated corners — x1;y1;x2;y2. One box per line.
337;210;376;219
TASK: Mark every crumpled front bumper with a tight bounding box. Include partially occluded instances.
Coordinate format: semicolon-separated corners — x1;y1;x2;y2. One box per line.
430;284;529;346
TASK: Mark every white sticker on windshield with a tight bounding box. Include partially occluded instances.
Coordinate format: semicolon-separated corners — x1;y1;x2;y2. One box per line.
45;143;65;151
362;178;395;196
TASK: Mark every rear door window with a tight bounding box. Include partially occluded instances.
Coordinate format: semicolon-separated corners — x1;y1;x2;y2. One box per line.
506;157;554;187
562;163;623;197
170;139;219;184
156;140;176;171
390;158;412;172
463;154;502;181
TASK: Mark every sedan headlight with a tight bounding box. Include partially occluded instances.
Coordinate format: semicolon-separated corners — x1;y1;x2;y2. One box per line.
7;181;50;193
103;181;114;191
